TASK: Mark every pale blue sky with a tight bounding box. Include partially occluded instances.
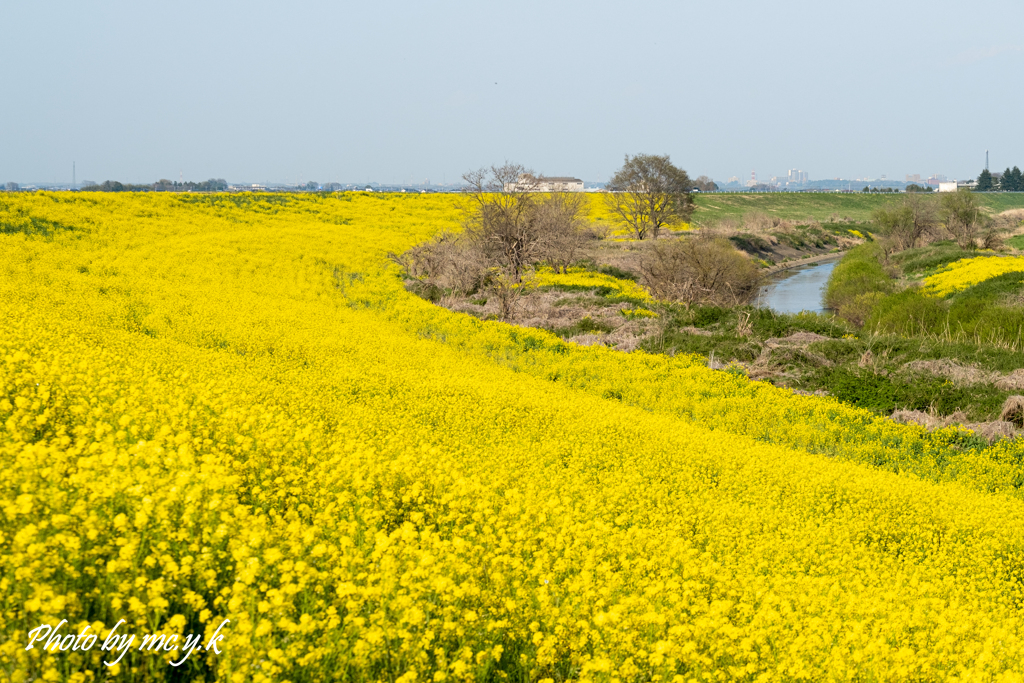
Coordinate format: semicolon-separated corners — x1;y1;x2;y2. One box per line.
2;0;1021;185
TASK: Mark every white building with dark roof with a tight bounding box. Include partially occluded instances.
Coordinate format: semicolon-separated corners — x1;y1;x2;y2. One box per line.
507;174;584;192
536;176;584;192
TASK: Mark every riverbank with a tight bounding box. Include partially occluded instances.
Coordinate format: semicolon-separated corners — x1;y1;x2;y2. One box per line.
765;250;844;274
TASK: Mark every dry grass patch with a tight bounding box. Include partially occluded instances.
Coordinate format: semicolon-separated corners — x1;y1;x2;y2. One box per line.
890;409;1019;443
996;370;1024;392
903;359;1002;386
1001;395;1024;428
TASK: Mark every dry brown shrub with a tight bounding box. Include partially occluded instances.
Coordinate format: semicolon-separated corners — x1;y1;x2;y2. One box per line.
994;209;1024;227
967;421;1019;442
891;410;940;430
1000;396;1024;428
638;235;763;306
943;410;970;426
981;229;1004;250
742;211;774;233
583;222;611;240
716;217;740;234
389;232;489;297
888;409;1012;440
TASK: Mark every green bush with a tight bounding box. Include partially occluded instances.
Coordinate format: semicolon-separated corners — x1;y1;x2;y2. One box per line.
807;340;862;364
866;289;948;337
891;241;967;275
552;316;615;338
645;330;761;363
688;305;729;328
596;264;639;281
825;244;894;324
807;367;1009;420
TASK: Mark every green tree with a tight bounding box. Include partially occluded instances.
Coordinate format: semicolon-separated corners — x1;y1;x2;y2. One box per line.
1011;167;1023;192
604;154;694;239
1000;167;1016;192
976;168;994;191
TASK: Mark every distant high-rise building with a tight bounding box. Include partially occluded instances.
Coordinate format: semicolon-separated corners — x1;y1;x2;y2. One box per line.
906;174;921;183
788;169;808;183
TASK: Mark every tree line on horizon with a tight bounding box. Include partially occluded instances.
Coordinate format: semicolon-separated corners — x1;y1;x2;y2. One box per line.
977;166;1023;192
77;178;229;193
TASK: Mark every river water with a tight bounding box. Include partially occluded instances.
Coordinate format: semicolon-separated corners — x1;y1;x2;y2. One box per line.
756;258;838;315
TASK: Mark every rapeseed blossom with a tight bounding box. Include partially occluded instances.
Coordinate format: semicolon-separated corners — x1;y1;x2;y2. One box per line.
3;192;1024;681
925;254;1024;296
533;266;653;302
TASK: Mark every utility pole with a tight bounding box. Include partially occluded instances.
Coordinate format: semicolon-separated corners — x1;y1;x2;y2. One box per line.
72;162;75;188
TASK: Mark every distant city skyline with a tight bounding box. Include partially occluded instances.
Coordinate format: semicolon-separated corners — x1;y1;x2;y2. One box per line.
0;158;1004;190
2;0;1022;187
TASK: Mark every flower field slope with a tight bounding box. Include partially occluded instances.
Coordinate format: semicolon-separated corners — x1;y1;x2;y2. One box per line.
5;193;1024;681
925;254;1024;297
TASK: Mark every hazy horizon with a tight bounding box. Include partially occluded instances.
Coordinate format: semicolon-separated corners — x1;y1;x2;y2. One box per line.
2;0;1022;187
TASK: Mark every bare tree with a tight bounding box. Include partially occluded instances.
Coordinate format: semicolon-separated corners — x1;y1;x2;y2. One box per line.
941;191;985;249
462;163;546;282
535;191;590;273
604;154;695;240
396;161;596;320
903;193;939;247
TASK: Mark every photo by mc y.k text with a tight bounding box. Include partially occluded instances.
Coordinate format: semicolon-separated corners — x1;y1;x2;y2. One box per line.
25;617;229;668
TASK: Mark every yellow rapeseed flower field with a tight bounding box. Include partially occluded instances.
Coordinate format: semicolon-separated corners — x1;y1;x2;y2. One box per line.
533;267;653;303
5;192;1024;681
925;254;1024;296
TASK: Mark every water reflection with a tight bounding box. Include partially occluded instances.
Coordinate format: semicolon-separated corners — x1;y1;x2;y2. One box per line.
756;259;839;315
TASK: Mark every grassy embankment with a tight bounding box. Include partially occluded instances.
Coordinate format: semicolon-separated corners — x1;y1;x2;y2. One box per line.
690;191;1024;225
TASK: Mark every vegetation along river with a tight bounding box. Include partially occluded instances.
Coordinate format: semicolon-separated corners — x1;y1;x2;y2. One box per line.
757;258;839;314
